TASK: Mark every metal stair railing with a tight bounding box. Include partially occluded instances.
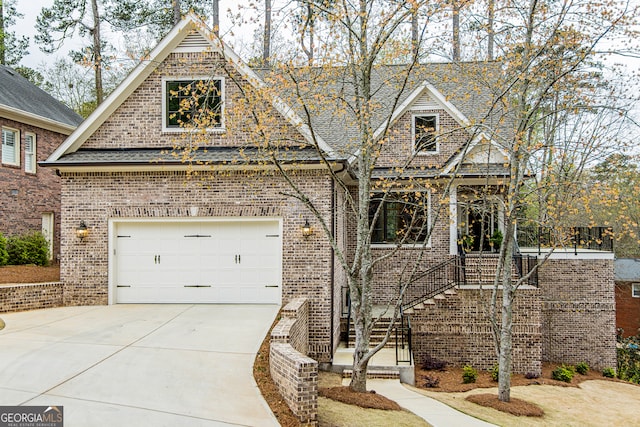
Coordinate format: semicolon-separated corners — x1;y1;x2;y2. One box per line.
395;309;413;365
401;256;464;310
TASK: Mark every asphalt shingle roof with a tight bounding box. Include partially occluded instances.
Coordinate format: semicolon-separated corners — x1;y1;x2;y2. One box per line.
0;65;83;127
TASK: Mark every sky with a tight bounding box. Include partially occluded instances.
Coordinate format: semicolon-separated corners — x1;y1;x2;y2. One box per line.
13;0;258;69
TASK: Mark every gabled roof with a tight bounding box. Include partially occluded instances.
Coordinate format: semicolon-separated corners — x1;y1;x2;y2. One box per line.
46;14;334;164
0;65;83;135
258;62;511;167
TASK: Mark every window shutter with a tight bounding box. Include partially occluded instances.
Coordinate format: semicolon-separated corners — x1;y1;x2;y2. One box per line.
25;134;35;173
2;129;16;164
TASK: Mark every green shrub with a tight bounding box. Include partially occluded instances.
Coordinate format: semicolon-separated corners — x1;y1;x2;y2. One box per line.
552;365;575;383
7;232;49;266
490;363;499;382
617;336;640;384
603;367;616;378
0;233;8;266
462;365;478;384
575;362;589;375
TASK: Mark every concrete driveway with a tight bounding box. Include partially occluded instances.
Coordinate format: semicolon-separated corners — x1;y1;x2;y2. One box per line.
0;304;280;426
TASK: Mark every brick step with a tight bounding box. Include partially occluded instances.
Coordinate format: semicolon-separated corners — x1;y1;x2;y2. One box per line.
342;369;400;380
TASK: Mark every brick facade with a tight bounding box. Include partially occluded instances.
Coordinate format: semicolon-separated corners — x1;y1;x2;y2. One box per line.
538;257;616;369
616;281;640;337
60;169;338;362
270;298;318;426
0;117;66;261
412;287;543;375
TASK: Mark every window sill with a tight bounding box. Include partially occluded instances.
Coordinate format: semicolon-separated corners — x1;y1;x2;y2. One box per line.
371;243;432;249
162;127;226;134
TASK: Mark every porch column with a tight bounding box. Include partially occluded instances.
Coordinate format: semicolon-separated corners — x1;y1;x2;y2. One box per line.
449;185;458;255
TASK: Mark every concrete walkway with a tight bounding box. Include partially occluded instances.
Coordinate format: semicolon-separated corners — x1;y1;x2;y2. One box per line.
0;304;280;426
357;379;497;427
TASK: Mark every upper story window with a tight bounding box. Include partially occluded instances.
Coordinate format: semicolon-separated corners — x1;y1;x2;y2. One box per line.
633;283;640;298
369;191;431;245
24;133;36;174
163;78;224;132
413;114;438;154
2;127;20;166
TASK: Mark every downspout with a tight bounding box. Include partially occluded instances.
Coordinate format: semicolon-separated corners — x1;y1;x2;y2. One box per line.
329;160;347;361
330;176;335;360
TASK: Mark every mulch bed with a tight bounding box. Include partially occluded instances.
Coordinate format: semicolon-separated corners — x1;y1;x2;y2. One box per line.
252;312;300;427
0;265;60;284
466;393;544;417
415;363;608;393
415;362;626;417
319;386;402;410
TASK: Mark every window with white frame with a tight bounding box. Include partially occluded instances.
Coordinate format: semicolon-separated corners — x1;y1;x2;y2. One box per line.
2;127;20;166
24;132;36;173
164;78;223;131
413;114;438;153
369;191;431;245
633;283;640;298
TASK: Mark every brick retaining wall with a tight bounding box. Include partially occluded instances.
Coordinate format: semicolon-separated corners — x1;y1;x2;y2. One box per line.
412;287;543;375
0;282;63;313
270;298;318;426
539;257;616;369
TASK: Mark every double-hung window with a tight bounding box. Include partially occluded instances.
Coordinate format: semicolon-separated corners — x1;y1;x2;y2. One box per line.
2;127;20;166
24;133;36;174
164;78;223;131
633;283;640;298
369;192;430;245
413;114;438;153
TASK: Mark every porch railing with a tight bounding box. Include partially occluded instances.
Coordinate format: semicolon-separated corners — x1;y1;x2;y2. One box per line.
517;226;614;255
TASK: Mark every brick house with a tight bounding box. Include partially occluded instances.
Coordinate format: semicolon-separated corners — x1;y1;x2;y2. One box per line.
0;65;83;262
615;258;640;338
43;15;616;373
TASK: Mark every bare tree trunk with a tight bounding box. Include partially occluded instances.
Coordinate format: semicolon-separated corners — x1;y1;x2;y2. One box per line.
172;0;181;25
263;0;271;65
91;0;103;105
498;218;515;402
0;0;5;65
411;7;419;58
212;0;219;36
488;0;495;60
301;3;314;63
452;1;460;61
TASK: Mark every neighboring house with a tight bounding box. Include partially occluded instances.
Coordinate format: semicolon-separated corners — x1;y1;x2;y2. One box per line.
43;15;616;373
0;65;83;262
615;258;640;337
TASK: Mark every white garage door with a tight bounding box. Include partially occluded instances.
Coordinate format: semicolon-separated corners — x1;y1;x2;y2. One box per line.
114;220;282;304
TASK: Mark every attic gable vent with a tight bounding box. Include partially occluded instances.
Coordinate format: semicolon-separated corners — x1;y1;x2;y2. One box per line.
411;92;439;111
175;31;211;52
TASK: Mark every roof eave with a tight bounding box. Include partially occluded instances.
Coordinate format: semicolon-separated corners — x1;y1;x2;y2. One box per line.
0;104;77;135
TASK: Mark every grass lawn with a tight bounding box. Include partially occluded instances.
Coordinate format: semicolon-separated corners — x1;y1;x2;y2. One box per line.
412;379;640;426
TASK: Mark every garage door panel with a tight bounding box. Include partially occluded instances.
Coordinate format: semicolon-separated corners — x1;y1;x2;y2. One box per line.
115;220;281;304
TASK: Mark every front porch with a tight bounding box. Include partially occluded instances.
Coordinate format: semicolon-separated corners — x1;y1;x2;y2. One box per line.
335;227;615;378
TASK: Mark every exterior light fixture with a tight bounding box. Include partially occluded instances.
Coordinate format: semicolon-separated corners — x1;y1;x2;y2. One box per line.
76;221;89;241
302;219;313;238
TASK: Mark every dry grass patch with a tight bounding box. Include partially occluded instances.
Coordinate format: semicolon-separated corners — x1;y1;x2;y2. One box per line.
318;396;430;427
466;393;544;417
